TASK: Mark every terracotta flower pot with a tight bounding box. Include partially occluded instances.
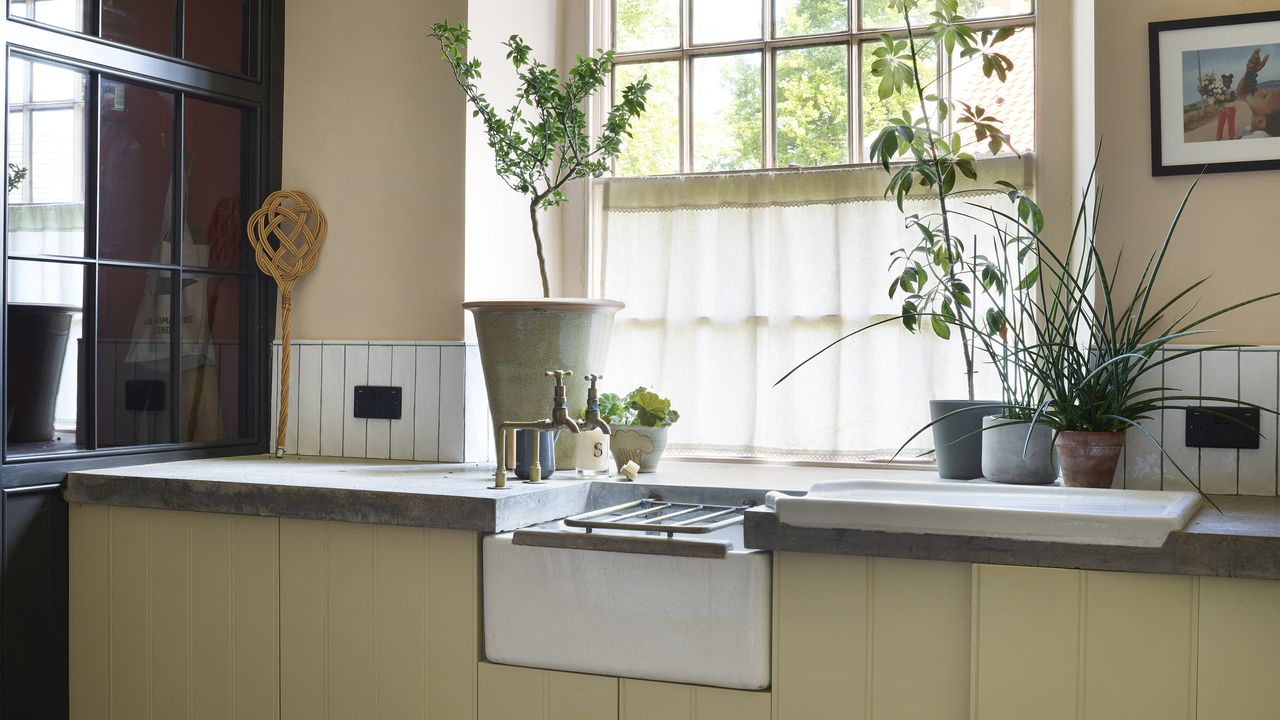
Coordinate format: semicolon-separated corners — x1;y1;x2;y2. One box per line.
1055;431;1125;489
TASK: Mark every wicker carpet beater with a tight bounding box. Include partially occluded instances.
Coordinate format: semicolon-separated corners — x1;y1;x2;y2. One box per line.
247;190;327;457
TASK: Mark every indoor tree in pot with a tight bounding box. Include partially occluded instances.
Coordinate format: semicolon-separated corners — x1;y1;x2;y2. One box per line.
431;23;650;468
779;0;1030;478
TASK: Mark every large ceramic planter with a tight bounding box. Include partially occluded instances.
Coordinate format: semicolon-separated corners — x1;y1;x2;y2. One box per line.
609;424;669;473
981;416;1056;485
465;299;623;470
929;399;997;480
1056;430;1125;488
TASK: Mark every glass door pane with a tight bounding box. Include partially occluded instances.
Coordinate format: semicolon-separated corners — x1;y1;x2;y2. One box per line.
6;260;89;455
9;0;90;32
185;0;250;73
614;61;680;176
97;265;174;447
692;0;762;44
100;0;178;57
99;78;176;263
180;272;246;441
692;52;763;171
776;44;849;167
184;98;248;269
615;0;679;52
7;57;89;258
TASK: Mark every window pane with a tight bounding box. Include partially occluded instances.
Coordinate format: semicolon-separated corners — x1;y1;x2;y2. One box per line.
692;52;762;172
950;26;1034;154
692;0;762;44
861;0;931;30
101;0;178;57
957;0;1032;19
775;0;848;37
7;57;88;258
615;0;679;52
614;62;680;176
6;260;88;455
99;79;176;263
185;0;249;73
181;273;246;441
776;45;849;167
9;0;89;32
185;98;248;269
98;265;174;447
860;39;936;156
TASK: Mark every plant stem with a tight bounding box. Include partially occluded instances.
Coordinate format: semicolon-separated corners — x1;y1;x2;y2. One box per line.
529;199;551;298
904;14;976;400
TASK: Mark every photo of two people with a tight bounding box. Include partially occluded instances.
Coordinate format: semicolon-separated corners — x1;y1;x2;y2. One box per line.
1182;43;1280;142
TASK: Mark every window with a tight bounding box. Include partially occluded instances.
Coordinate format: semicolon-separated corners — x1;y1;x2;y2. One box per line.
608;0;1035;175
4;3;278;461
598;0;1037;463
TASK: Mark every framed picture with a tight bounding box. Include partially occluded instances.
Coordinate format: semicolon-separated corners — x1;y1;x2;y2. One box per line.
1149;11;1280;176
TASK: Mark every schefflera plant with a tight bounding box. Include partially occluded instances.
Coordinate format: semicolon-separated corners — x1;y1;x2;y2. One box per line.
867;0;1034;401
430;22;651;297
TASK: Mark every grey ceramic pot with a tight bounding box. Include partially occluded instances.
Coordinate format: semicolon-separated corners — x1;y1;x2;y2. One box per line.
608;424;670;473
465;299;623;470
980;416;1057;485
929;399;997;480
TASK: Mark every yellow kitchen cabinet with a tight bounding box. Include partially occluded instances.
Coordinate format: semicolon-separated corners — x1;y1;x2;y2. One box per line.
279;519;479;720
1198;576;1280;719
478;662;619;720
773;552;970;720
69;505;480;720
69;504;280;720
619;678;770;720
973;565;1199;720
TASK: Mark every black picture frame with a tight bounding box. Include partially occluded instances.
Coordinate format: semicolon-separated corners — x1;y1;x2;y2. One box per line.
1149;10;1280;176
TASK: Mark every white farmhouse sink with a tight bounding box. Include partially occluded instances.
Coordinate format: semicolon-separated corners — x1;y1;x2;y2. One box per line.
484;519;771;690
768;479;1203;547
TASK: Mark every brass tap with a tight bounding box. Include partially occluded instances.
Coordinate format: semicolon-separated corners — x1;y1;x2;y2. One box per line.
582;373;611;434
490;370;583;489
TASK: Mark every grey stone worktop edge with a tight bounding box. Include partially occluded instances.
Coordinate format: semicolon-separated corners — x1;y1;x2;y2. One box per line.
65;471;593;534
743;502;1280;581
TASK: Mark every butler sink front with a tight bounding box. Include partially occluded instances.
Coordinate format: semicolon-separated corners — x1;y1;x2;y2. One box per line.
483;486;771;691
768;479;1202;548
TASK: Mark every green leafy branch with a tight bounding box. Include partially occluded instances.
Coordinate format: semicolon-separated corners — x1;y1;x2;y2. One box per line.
430;22;651;297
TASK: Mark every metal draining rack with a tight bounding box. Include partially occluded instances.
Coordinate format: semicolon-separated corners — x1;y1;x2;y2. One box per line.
563;499;748;539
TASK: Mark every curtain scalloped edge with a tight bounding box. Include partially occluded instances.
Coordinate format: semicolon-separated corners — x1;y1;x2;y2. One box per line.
599;155;1034;212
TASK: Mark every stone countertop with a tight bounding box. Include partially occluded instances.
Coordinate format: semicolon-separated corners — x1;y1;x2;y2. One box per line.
65;455;593;533
744;495;1280;580
63;456;929;533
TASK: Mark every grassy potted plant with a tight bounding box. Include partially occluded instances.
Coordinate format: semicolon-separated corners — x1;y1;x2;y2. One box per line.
779;0;1031;478
991;159;1280;491
431;22;651;467
596;387;680;473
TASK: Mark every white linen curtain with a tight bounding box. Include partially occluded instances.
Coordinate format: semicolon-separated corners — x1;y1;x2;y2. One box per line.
599;156;1033;462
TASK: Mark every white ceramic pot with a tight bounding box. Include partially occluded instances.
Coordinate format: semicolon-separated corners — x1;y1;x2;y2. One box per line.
981;416;1056;485
465;299;623;470
608;424;670;473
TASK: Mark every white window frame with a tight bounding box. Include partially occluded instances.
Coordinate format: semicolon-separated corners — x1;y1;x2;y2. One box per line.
601;0;1036;175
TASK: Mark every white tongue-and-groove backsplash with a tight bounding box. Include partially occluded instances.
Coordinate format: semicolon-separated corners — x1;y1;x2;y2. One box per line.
271;341;490;463
1118;347;1280;496
272;343;1280;496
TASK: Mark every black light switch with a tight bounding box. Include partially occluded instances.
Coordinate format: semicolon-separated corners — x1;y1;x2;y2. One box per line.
1186;407;1260;449
353;386;402;420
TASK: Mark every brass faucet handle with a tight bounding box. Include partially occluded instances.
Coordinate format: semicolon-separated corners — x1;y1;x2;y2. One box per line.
545;370;573;385
584;373;603;386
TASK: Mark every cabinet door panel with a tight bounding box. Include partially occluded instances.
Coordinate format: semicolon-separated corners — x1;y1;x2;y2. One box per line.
479;663;546;719
548;669;619;720
694;685;771;720
622;678;692;720
1198;576;1280;719
973;564;1080;720
1083;571;1195;720
774;552;868;720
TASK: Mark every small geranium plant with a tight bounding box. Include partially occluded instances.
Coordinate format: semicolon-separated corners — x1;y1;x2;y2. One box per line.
597;387;680;427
